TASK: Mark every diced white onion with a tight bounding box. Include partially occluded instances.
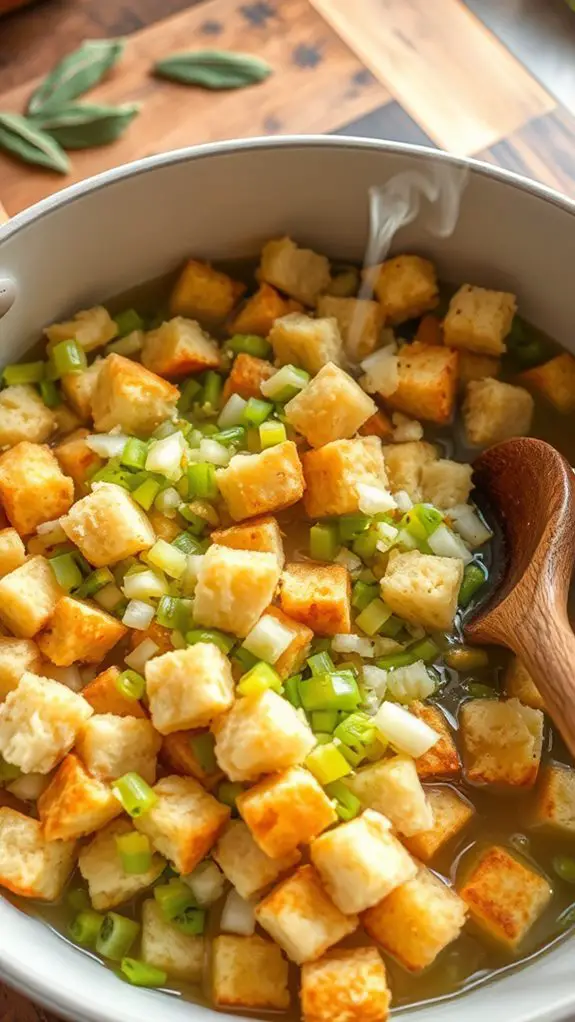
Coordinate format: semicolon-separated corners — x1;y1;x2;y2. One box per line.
199;438;231;466
122;599;155;630
394;490;413;512
335;547;362;573
362;664;389;699
154;487;181;515
372;636;403;657
386;661;435;705
428;524;473;563
85;433;128;458
376;520;399;553
391;412;423;443
449;504;493;549
242;614;293;664
146;431;186;481
36;519;67;543
182;860;226;906
332;634;374;658
94;582;124;612
362;688;381;716
7;773;51;801
125;638;160;672
358;483;397;515
360;344;399;397
261;365;305;400
217;393;248;428
220;889;256;936
373;702;440;757
47;665;83;691
122;568;169;601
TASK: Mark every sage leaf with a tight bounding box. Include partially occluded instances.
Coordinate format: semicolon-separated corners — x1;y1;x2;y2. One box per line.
30;102;140;150
27;39;125;116
0;112;70;174
154;50;272;90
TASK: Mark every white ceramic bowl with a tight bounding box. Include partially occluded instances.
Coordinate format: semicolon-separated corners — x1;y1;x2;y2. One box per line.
1;137;574;1022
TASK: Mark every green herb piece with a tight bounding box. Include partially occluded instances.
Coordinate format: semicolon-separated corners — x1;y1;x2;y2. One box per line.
120;957;167;988
69;909;104;947
96;912;139;961
0;112;70;174
30;101;140;149
154;50;272;90
28;39;125;115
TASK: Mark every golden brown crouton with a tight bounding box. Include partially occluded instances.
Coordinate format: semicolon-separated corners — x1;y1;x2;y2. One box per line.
0;385;55;449
145;510;181;545
145;644;234;734
61;361;102;421
0;638;41;701
279;561;351;636
458;351;501;389
212;934;290;1010
61;482;155;567
53;403;82;437
211;514;284;568
0;806;76;901
359;409;394;442
0;556;64;638
133;775;230;874
459;846;552;949
316;296;384;362
420;459;473;510
531;762;575;835
415;314;443;346
345;756;432;837
503;656;544;711
221;352;275;402
142;317;221;378
0;672;92;774
368;255;439;325
75;714;160;784
91;354;179;435
403;785;475;861
170;259;246;326
285;363;376;448
238;766;337;859
386;341;458;425
259;237;331;307
443;284;516;356
0;528;26;577
381;440;437;501
217;441;304;522
270;313;343;374
519;352;575;414
78;818;165;911
193;546;281;638
381;550;463;632
160;729;223;790
0;442;74;536
82;665;146;718
37;596;127;667
228;282;303;336
302;436;387;519
301;947;390;1022
213;819;301;900
214;689;314;782
44;305;117;353
54;428;103;490
463;378;534;447
410;702;461;779
264;605;313;678
37;753;121;841
460;698;543;787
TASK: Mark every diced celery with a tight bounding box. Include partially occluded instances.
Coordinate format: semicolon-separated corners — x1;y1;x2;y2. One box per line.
39;379;61;407
202;371;223;411
311;709;338;733
156;596;193;632
51;339;87;377
352;528;378;562
147;538;187;580
260;364;310;402
351;580;379;612
49;552;83;592
121;437;149;471
187;463;218;500
189;732;217;773
116;670;146;701
178;377;203;414
283;675;302;707
226;334;272;359
307;651;335;675
172;532;204;555
114;309;144;337
237;661;282;696
132;478;161;511
339;514;371;543
299;670;360;712
3;361;45;386
355;598;392;636
309;522;339;562
241;397;273;427
259;420;287;449
444;646;490;672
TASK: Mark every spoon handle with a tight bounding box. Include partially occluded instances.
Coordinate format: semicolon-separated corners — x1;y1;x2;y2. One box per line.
511;608;575;758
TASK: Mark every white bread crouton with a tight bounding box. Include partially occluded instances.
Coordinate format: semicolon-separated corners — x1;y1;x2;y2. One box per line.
459;845;552;949
345;756;433;837
381;441;437;501
78;818;165;910
142;317;220;378
504;656;544;711
0;385;55;448
463;377;534;447
279;561;351;636
302;436;387;519
531;762;575;835
75;714;161;784
212;933;290;1010
270;314;342;374
213;819;301;899
458;351;501;389
91;353;179;435
44;305;117;353
37;753;121;841
228;282;302;337
301;947;390;1022
259;237;331;307
160;729;223;791
0;528;26;577
217;441;305;522
381;549;463;632
363;866;467;970
237;766;337;859
0;442;74;536
53;402;82;436
0;556;63;638
211;515;284;569
263;606;313;678
0;638;41;701
37;596;127;667
54;427;103;489
141;899;204;982
443;284;516;355
193;546;281;638
0;806;76;900
213;690;315;782
0;672;92;774
82;665;147;719
403;785;475;861
145;644;234;734
520;352;575;414
410;702;461;779
169;259;245;326
61;482;155;567
61;361;102;421
368;255;438;324
386;342;458;425
285;363;376;448
420;459;473;510
133;775;230;874
460;697;543;787
316;296;383;362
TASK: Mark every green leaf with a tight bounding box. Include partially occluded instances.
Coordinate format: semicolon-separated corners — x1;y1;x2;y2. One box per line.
154;49;272;90
0;113;70;174
30;102;140;150
27;39;125;116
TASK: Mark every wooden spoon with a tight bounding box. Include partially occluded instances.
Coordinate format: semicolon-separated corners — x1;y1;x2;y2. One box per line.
466;436;575;756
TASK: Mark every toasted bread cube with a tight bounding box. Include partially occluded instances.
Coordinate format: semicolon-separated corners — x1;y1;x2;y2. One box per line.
0;672;92;774
301;947;390;1022
0;638;41;701
270;314;342;375
0;556;63;638
145;644;234;734
141;899;204;982
0;528;26;576
381;440;437;501
259;237;331;307
0;442;74;536
160;729;223;790
368;255;439;324
91;354;179;435
264;606;313;678
212;933;290;1010
403;785;475;861
133;775;229;874
237;766;337;859
45;305;117;353
0;807;76;900
463;377;534;447
415;314;443;346
61;361;102;421
213;819;301;899
213;689;315;782
504;656;544;711
37;596;127;666
459;845;552;949
520;352;575;414
0;385;55;448
37;753;121;841
316;296;383;362
420;459;473;510
82;665;146;718
285;363;376;448
53;402;82;437
359;409;394;442
363;867;467;970
410;702;460;779
444;284;516;356
142;317;221;378
75;714;161;784
303;436;387;519
193;546;281;638
345;756;432;837
228;282;303;336
54;428;103;490
460;698;544;787
221;352;275;402
212;515;284;569
386;342;458;425
279;561;351;636
458;351;501;389
61;483;155;567
531;762;575;835
170;259;245;326
381;549;463;632
217;441;304;522
78;818;165;911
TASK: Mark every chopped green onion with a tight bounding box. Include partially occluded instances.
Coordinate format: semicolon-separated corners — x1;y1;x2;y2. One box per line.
334;712;376;763
132;477;161;511
238;661;282;696
74;566;113;599
116;832;152;875
39;379;61;407
171;907;205;935
69;909;104;947
67;887;91;912
283;674;302;707
309;522;339;562
401;504;443;541
148;538;187;579
203;371;223;411
114;309;144;337
553;856;575;884
260;363;309;402
339;514;371;543
96;912;140;961
154;879;197;920
172;531;204;555
116;670;146;702
51;339;88;377
186;628;235;654
3;361;45;386
355;598;392;636
325;780;361;821
459;563;487;607
311;709;338;733
49;552;84;592
376;638;438;670
190;732;217;773
306;742;352;785
187;463;218;500
351;580;379;612
178;377;203;414
120;957;167;988
156;595;193;632
299;670;360;712
217;780;245;809
307;651;335;675
242;397;273;427
259;420;287;449
226;334;272;359
112;773;158;818
121;437;149;471
212;426;247;448
352;528;378;562
466;683;497;699
94;582;124;613
0;755;21;784
444;646;490;671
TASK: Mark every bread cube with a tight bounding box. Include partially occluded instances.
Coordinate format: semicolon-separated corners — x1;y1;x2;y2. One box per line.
270;314;342;375
381;549;463;631
303;436;387;519
217;441;304;522
54;428;103;489
420;459;473;510
61;482;155;567
0;672;92;774
37;596;127;666
133;775;229;874
82;665;146;718
145;643;234;734
75;713;161;783
0;385;55;448
37;753;121;841
301;946;390;1022
228;282;303;336
504;656;544;711
444;284;516;356
91;354;179;435
213;689;315;782
221;352;275;401
458;351;501;389
0;806;76;900
410;702;461;779
279;561;351;636
0;528;26;577
53;402;82;437
61;361;102;421
212;934;290;1010
0;638;41;701
170;259;245;326
359;409;394;442
212;514;284;568
459;845;552;949
531;762;575;835
146;510;182;544
142;316;221;378
520;352;575;414
44;305;117;353
78;818;165;910
213;819;301;899
381;440;437;501
363;867;467;970
403;785;475;861
160;729;223;790
285;363;376;448
0;556;63;637
238;766;337;859
460;697;543;787
259;237;331;307
0;442;74;536
368;255;439;324
345;756;432;837
141;899;204;982
463;377;534;447
316;296;383;362
385;342;458;425
264;605;313;678
193;546;281;638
